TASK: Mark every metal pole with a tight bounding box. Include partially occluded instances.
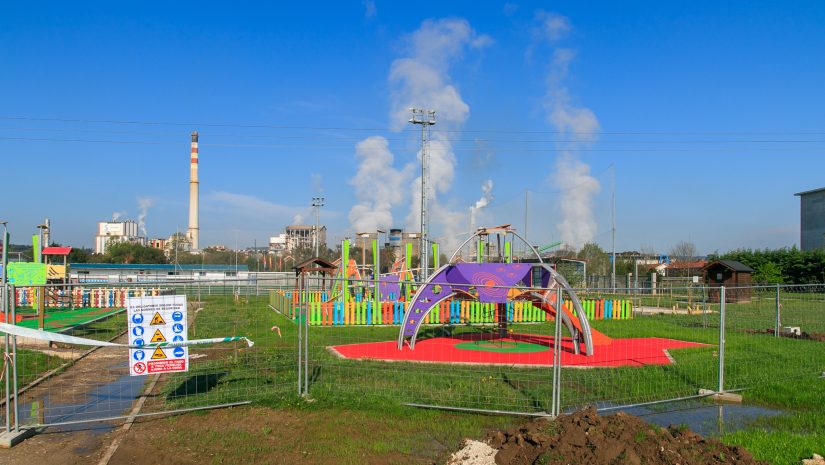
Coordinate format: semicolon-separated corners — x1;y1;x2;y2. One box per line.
774;284;780;337
304;274;309;396
718;286;726;393
409;109;435;281
297;276;302;396
3;283;9;433
2;221;9;433
553;288;564;416
611;183;616;292
11;285;19;432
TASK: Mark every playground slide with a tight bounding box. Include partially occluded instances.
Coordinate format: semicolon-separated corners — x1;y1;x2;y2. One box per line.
537;301;612;346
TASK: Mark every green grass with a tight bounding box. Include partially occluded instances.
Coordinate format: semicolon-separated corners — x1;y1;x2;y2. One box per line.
11;288;823;464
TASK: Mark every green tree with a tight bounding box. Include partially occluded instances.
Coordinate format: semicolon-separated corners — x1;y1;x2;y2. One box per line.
102;242;167;264
577;242;609;275
752;262;784;284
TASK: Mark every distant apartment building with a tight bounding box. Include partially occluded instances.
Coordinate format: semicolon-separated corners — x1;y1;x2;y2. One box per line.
795;187;825;251
269;234;287;253
94;220;146;254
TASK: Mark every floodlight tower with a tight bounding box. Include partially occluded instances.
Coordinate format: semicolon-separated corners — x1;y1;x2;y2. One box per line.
409;108;436;281
312;197;325;257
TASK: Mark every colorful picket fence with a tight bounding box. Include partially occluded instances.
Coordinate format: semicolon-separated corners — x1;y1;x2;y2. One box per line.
270;291;632;326
14;287;163;309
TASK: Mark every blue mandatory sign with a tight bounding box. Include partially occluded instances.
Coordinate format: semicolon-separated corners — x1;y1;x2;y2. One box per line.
132;326;144;337
172;323;184;334
133;350;145;361
172;311;184;322
131;313;144;324
134;338;145;346
173;347;185;358
173;335;184;342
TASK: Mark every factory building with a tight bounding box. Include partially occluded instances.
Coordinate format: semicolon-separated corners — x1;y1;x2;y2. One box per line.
94;220;146;254
388;229;421;259
795;187;825;251
285;225;326;252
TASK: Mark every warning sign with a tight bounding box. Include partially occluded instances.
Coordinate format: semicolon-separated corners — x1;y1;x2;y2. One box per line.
150;329;167;343
127;295;188;376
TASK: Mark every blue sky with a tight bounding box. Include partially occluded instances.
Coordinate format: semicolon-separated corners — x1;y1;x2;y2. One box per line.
1;1;824;255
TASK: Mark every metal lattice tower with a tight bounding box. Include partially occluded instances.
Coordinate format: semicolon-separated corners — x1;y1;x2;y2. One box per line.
312;197;325;257
409;108;436;281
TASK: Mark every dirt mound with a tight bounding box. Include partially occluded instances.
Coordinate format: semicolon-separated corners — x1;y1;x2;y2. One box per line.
486;407;766;465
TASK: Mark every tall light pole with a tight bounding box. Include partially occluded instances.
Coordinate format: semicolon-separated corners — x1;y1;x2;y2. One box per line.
1;221;8;288
36;223;48;263
312;197;325;258
409;108;436;281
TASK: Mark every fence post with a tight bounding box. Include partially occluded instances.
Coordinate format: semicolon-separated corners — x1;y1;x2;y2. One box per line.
3;283;10;434
551;288;563;416
297;277;303;396
718;286;726;393
774;284;780;338
11;285;19;432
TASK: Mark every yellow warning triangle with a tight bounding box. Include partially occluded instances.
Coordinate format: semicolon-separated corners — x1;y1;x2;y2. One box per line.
151;347;167;359
150;312;166;325
150;329;167;343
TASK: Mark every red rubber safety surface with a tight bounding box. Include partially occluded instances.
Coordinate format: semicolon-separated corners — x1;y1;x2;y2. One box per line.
329;334;707;368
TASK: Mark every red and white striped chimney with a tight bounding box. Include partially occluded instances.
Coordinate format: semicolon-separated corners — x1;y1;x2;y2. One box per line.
187;131;199;251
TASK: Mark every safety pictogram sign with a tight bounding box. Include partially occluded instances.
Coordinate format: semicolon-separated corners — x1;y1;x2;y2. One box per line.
150;329;167;343
127;295;188;376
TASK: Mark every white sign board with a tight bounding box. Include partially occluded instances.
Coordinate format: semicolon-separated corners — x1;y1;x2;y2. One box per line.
127;294;189;376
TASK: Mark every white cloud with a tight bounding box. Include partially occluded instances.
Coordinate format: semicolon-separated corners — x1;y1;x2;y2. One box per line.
363;0;376;19
386;18;489;253
537;13;601;249
348;136;411;232
536;11;572;42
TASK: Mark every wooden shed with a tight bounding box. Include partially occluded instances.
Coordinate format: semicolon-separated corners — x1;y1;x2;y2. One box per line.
703;260;755;303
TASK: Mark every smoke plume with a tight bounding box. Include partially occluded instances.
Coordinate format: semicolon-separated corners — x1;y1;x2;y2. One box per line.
112;211;126;222
348;136;410;232
538;12;601;250
136;197;153;237
469;179;494;231
389;18;490;252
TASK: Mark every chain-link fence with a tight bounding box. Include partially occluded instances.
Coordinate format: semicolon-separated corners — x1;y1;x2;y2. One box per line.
2;279;824;437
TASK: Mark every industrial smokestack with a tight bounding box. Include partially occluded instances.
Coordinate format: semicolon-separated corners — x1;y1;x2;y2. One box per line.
188;131;199;251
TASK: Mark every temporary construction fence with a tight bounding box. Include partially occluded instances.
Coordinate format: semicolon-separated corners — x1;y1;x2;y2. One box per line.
1;278;824;440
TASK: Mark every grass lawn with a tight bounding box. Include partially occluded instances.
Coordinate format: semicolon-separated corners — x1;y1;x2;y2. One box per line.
8;287;823;464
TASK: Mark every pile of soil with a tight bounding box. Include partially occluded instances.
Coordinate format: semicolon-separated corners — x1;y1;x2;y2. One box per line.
485;408;766;465
744;328;825;342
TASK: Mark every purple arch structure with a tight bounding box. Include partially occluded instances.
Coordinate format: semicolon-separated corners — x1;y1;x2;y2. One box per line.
396;262;595;355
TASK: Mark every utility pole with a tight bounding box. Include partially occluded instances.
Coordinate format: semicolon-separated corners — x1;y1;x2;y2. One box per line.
312;197;325;258
611;172;617;292
409;108;436;281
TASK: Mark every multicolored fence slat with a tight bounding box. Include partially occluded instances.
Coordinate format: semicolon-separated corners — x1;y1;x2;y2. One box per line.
272;290;633;327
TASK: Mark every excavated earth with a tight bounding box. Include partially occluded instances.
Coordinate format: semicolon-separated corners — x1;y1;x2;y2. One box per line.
483;407;766;465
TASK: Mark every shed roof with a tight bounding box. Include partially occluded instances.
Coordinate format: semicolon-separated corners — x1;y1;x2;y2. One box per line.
794;186;825;196
42;246;72;255
703;260;754;273
294;257;336;272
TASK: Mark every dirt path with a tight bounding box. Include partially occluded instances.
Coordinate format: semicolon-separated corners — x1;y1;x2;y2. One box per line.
0;336;147;465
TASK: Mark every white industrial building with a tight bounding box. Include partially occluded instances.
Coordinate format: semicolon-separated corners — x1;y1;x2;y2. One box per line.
94;220;146;254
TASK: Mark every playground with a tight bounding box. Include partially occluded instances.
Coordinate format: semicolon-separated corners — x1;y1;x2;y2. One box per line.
1;227;823;465
329;334;706;368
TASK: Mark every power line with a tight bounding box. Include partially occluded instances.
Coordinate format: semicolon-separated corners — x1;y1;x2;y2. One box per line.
2;136;824;153
1;115;824;136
